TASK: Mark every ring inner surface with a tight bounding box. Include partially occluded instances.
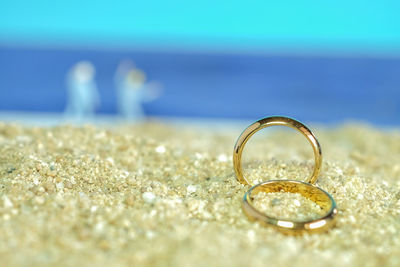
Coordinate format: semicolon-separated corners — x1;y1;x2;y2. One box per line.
249;181;333;219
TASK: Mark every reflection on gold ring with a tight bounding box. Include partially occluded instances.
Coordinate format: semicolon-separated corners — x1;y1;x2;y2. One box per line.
243;180;337;234
233;116;322;185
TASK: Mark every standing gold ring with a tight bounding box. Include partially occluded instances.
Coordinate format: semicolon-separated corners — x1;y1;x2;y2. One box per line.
233;116;322;185
243;180;337;234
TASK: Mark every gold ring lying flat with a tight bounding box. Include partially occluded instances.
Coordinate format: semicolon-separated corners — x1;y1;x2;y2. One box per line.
243;180;337;234
233;116;322;185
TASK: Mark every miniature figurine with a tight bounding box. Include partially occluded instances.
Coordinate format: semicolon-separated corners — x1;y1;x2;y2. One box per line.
115;60;161;121
65;61;100;121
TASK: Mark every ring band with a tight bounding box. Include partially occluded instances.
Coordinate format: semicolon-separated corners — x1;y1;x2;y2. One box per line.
243;180;337;234
233;116;322;185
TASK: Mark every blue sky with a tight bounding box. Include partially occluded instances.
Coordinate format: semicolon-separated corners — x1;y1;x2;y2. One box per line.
1;1;400;52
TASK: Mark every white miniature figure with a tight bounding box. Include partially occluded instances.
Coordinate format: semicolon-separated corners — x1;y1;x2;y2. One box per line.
65;61;100;121
115;60;161;121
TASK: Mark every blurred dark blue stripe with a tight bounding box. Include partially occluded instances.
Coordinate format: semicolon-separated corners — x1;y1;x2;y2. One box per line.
1;46;400;124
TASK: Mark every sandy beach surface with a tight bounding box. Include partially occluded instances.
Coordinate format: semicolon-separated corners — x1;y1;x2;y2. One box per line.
0;121;399;266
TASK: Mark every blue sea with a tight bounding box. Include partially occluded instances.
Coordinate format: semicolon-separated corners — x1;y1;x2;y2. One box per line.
1;45;400;125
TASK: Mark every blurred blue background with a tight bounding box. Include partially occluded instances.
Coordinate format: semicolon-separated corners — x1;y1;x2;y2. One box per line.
1;1;400;124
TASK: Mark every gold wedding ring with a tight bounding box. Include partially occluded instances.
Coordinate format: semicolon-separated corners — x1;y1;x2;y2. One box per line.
233;116;322;185
234;116;337;234
243;180;337;234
